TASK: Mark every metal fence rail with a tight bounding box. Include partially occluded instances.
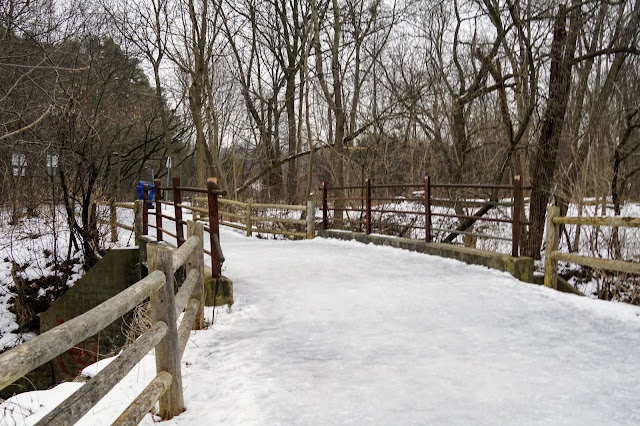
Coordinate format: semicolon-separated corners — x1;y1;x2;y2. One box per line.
321;176;529;257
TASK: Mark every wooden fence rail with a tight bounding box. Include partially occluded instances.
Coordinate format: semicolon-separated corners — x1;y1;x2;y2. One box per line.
194;196;316;240
0;224;206;425
544;205;640;289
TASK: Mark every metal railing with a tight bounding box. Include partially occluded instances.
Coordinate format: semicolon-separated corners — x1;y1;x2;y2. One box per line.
143;177;226;278
0;225;206;424
321;176;529;257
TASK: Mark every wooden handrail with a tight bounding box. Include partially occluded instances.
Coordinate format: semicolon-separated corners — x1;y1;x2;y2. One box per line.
0;270;165;391
0;219;207;425
553;216;640;228
36;321;169;425
544;205;639;290
113;372;173;425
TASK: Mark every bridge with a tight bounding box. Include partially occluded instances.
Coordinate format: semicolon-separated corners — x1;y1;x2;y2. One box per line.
1;178;639;424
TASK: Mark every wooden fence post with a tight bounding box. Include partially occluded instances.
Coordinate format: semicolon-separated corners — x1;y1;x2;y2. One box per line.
154;179;163;242
512;175;522;257
207;178;221;277
146;244;184;419
246;199;253;237
543;205;559;289
365;179;372;234
425;176;432;242
322;182;328;230
173;178;184;247
134;200;143;243
89;202;98;244
306;198;316;239
143;184;149;236
187;221;205;330
109;198;118;243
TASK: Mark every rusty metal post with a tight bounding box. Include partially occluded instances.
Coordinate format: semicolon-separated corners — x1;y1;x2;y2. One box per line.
143;184;149;236
425;176;432;242
154;179;163;242
322;182;328;230
207;178;221;277
512;175;522;257
173;177;184;247
365;179;371;234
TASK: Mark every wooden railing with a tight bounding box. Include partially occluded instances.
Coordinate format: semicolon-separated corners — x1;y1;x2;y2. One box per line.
0;222;206;424
322;176;528;256
544;205;640;289
194;196;316;240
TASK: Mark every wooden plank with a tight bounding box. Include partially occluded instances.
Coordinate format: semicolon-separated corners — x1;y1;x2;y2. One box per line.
306;200;315;239
220;210;245;220
551;252;640;275
110;198;118;243
544;206;559;289
147;245;184;419
251;215;307;225
176;203;208;215
134;200;143;242
553;216;640;228
218;198;247;207
178;298;200;357
220;221;246;231
174;269;200;317
116;222;135;232
170;235;200;274
252;202;306;211
112;372;173;426
187;221;205;330
35;322;168;426
252;227;307;238
246;200;253;237
0;271;165;391
114;202;135;209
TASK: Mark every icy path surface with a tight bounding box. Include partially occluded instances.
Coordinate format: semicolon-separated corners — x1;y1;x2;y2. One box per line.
180;230;640;425
4;226;640;425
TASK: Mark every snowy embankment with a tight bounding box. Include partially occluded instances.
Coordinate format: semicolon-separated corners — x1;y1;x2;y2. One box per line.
3;219;640;424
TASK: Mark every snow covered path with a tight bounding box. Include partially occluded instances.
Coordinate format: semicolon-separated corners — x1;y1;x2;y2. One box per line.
4;227;640;425
177;230;640;425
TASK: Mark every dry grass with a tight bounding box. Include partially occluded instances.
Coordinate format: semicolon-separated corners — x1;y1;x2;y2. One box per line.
122;301;152;348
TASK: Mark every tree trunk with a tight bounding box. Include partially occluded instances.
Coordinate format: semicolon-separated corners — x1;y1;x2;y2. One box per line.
527;4;578;259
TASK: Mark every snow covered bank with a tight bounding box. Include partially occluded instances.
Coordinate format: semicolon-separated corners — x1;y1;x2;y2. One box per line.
3;230;640;424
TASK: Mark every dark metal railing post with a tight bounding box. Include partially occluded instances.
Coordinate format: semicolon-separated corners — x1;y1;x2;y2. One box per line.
142;184;149;236
425;176;432;242
365;178;371;234
207;178;221;277
154;179;163;242
322;182;328;230
512;175;522;257
173;177;184;247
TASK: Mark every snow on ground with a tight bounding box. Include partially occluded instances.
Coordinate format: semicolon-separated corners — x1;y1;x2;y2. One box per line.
0;207;135;352
3;225;640;425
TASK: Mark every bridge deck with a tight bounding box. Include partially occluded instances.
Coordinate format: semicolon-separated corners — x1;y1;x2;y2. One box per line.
4;220;640;424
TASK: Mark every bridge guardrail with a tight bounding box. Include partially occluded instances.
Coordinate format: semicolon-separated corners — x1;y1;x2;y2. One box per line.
321;176;530;257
